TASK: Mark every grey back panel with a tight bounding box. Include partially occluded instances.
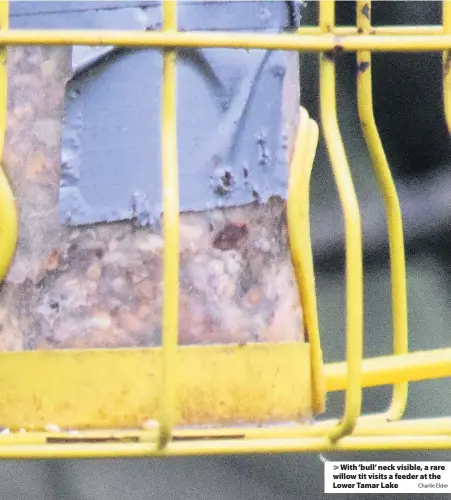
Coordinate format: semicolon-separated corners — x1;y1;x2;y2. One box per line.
10;1;302;226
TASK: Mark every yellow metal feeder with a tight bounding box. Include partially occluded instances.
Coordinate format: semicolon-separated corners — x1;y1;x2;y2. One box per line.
0;0;450;458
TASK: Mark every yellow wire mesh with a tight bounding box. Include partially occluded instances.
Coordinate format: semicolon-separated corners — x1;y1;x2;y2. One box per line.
356;0;408;424
0;0;450;457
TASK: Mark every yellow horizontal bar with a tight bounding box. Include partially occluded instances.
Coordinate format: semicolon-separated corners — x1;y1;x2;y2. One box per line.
325;348;451;391
174;417;451;439
299;26;443;36
1;435;451;458
0;417;450;446
0;343;312;429
0;30;451;52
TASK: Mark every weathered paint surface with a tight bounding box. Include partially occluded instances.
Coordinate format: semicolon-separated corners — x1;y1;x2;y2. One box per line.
10;1;302;226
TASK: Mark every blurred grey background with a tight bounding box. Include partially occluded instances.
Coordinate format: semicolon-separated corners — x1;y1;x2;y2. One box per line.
2;1;451;499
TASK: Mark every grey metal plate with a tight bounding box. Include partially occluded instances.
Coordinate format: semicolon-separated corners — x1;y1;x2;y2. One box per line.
10;1;303;226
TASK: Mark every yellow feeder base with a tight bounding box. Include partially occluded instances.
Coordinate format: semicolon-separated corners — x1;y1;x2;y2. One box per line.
0;341;313;430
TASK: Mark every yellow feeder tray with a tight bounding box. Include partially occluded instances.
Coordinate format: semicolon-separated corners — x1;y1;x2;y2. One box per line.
0;343;313;431
0;0;450;458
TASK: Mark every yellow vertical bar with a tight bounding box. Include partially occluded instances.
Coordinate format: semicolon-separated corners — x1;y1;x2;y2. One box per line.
0;0;17;282
158;0;179;450
356;1;408;422
319;0;364;443
0;0;7;156
287;108;325;414
443;0;451;134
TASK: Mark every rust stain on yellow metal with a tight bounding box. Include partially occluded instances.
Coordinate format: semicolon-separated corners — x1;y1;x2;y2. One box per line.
0;342;312;430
